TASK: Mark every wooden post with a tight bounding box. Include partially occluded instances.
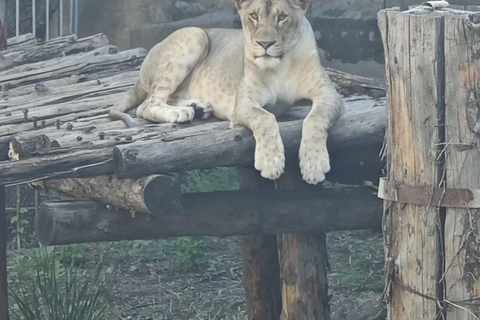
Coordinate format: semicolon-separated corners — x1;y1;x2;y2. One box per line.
276;171;330;320
238;169;281;320
0;185;8;320
378;7;480;320
443;13;480;320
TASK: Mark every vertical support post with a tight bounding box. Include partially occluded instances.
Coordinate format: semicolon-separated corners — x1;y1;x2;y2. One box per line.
0;0;6;50
58;0;63;37
0;185;8;320
238;168;281;320
376;7;474;320
276;171;330;320
70;0;77;34
32;0;36;37
45;0;49;41
443;13;480;320
15;0;19;37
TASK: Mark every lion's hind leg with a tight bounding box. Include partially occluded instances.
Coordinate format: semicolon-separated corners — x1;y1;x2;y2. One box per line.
136;28;209;124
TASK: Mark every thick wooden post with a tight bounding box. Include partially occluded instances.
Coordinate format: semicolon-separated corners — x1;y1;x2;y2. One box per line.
276;171;330;320
378;9;444;320
378;7;480;320
238;169;282;320
0;185;8;320
443;13;480;320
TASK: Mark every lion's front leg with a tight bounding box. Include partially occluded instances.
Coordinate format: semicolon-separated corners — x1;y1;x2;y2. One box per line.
300;87;345;185
233;101;285;180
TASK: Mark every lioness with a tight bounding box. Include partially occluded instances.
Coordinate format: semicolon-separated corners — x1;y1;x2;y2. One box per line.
109;0;345;184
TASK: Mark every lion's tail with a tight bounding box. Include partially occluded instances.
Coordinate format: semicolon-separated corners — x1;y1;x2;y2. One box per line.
109;82;148;128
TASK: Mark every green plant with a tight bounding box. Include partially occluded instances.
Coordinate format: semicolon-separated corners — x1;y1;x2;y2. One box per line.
173;237;209;272
10;207;29;250
178;168;239;193
9;247;113;320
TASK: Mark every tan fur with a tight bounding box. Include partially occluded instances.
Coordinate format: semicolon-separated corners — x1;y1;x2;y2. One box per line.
109;0;345;184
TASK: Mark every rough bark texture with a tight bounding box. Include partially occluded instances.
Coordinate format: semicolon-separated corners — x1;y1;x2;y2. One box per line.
0;186;8;320
279;233;329;320
35;186;381;245
112;99;385;181
32;175;183;216
239;168;281;320
443;13;480;320
276;170;330;320
0;98;386;185
378;9;444;320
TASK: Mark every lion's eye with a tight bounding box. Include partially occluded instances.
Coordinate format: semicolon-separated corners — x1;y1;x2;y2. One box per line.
278;14;287;21
250;13;258;21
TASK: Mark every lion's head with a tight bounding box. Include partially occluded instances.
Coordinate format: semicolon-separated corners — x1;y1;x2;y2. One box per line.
234;0;311;70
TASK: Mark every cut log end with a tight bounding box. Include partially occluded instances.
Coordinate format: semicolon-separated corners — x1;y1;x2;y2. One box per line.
35;203;55;246
143;175;183;215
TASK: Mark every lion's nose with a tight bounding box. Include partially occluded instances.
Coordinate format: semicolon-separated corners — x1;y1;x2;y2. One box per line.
257;40;276;50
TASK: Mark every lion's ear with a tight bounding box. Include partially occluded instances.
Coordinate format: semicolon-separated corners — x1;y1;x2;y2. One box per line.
233;0;247;10
289;0;312;10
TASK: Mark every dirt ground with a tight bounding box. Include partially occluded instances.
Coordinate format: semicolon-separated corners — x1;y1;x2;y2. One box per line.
105;231;385;320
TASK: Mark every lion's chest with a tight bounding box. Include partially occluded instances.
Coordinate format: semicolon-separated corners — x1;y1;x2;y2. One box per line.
260;77;300;117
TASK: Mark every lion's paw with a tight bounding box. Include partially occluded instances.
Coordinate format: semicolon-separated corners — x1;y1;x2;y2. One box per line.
254;135;285;180
299;137;330;185
187;100;213;120
162;107;195;123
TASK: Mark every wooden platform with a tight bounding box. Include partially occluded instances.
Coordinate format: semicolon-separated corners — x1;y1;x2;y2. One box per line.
0;33;387;187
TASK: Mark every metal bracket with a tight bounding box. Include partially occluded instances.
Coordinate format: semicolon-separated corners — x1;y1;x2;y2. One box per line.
377;177;480;208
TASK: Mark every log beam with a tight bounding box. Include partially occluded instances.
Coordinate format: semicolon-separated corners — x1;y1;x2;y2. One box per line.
0;101;386;185
32;175;183;216
35;186;381;245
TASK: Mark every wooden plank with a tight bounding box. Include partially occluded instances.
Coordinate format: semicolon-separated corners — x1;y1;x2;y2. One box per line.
378;9;443;320
444;13;480;320
35;186;382;245
238;168;281;320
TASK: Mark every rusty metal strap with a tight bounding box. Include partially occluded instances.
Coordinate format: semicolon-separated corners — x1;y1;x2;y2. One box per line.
377;177;480;209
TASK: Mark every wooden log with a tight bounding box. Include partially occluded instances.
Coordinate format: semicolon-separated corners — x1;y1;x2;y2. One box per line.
0;93;124;127
239;168;281;320
0;100;386;185
11;34;110;66
35;186;382;245
0;47;145;89
0;70;139;112
0;186;8;320
276;171;330;320
32;175;182;216
443;13;480;320
0;33;110;72
378;9;445;320
325;67;385;98
113;100;385;181
0;149;113;186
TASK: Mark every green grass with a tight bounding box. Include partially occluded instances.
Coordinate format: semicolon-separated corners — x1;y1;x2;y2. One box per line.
9;247;113;320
